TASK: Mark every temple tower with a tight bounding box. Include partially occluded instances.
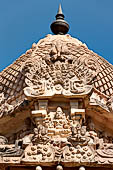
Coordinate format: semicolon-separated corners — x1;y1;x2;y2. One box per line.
0;4;113;170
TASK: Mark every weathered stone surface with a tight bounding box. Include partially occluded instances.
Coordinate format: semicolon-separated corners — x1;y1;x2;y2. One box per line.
0;34;112;118
0;34;113;169
0;106;113;166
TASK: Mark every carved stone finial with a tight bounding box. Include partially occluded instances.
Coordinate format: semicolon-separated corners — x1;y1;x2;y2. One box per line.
79;166;85;170
36;166;42;170
56;165;63;170
50;4;69;35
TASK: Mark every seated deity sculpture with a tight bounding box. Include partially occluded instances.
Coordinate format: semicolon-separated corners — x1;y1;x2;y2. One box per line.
55;107;66;119
68;123;89;146
46;107;71;137
32;124;50;144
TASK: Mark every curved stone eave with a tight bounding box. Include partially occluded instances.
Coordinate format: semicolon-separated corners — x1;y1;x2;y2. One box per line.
86;105;113;136
0;102;32;138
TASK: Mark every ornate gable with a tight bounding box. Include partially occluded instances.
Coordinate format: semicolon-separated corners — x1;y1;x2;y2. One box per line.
0;34;113;169
0;34;112;117
23;34;99;98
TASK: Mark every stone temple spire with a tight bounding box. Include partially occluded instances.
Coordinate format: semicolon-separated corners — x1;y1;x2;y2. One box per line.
50;4;69;35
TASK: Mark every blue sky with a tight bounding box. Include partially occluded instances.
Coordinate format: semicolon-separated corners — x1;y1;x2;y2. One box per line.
0;0;113;71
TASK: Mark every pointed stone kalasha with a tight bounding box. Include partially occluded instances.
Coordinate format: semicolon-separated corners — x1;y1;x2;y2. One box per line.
50;4;69;35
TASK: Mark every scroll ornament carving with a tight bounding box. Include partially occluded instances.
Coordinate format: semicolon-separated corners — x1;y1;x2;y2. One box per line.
23;38;99;98
96;144;113;163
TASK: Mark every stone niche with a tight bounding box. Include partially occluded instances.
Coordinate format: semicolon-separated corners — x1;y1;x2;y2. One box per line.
31;96;85;127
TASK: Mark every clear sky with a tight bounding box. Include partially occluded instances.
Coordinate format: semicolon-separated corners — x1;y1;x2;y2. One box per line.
0;0;113;71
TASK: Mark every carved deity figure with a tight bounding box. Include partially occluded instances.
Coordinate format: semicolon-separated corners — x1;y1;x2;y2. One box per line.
68;123;90;146
0;136;23;157
32;124;50;144
55;107;66;119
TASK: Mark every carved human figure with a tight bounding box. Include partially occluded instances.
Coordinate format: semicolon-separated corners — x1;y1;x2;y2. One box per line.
71;123;81;137
0;141;23;157
32;124;50;144
81;126;86;136
80;126;87;143
68;123;90;147
55;107;65;119
37;124;47;137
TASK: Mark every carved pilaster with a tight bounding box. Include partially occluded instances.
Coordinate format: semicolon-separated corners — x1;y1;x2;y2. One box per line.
70;100;85;124
32;100;48;125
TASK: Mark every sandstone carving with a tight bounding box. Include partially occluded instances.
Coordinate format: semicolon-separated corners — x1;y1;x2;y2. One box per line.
0;136;8;145
23;36;99;98
0;136;23;164
107;94;113;112
96;144;113;163
0;33;113;169
90;91;109;111
17;106;106;164
0;93;14;117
